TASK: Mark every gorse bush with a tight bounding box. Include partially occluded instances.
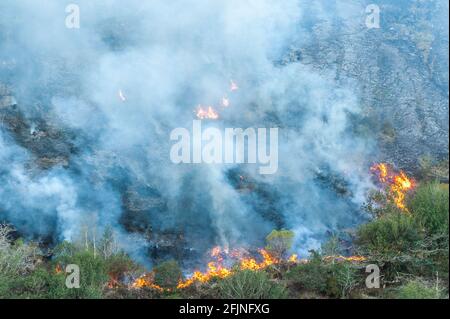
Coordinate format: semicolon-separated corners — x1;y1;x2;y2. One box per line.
0;225;40;276
286;252;360;298
396;280;442;299
356;181;449;291
51;247;109;299
153;260;183;289
356;212;422;255
217;270;287;299
0;225;43;298
286;254;328;295
409;182;449;236
0;225;141;299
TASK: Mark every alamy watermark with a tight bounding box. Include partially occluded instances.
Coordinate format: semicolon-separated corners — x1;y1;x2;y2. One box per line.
365;4;381;29
65;264;80;288
170;120;279;175
365;264;381;289
65;4;80;29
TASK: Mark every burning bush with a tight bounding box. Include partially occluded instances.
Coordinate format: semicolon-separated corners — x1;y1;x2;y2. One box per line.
356;181;449;287
370;163;415;213
265;229;295;260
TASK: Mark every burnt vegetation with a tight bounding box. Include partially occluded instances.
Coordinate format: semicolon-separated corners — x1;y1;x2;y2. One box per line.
0;176;448;299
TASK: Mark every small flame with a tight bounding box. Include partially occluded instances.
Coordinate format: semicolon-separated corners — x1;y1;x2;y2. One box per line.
322;255;367;263
55;264;63;274
131;274;165;292
371;163;415;212
196;105;219;120
288;254;298;263
107;275;120;289
177;249;277;289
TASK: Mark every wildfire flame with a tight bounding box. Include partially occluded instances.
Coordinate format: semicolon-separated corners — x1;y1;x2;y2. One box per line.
196;105;219;120
107;275;120;289
288;254;298;263
177;249;277;289
55;264;63;274
371;163;415;212
322;255;367;263
129;246;367;291
192;80;238;119
177;262;232;289
131;273;165;292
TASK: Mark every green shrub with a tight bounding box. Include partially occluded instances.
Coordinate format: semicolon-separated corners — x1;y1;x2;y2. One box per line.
331;262;360;298
418;157;449;181
357;212;422;255
286;254;328;294
50;250;109;299
286;253;360;298
396;280;442;299
0;225;41;276
218;270;287;299
0;225;46;298
153;260;182;289
105;252;140;281
265;229;295;259
409;182;449;236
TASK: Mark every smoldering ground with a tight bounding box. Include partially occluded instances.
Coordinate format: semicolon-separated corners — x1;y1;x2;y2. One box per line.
0;0;377;268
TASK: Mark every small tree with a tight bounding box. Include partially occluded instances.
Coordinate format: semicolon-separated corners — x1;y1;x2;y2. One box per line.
98;226;118;259
321;235;342;258
265;229;295;259
153;260;182;289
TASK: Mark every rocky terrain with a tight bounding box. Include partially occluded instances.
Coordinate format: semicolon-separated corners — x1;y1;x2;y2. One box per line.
2;1;448;175
284;0;449;175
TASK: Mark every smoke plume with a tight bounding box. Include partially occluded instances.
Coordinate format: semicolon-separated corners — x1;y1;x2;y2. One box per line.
0;0;378;266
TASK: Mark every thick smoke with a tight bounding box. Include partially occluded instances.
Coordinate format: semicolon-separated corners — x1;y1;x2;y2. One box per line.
0;0;376;266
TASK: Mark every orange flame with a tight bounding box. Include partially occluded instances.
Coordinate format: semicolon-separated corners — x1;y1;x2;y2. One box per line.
322;255;367;263
131;274;165;292
55;264;63;274
176;249;277;289
196;106;219;120
371;163;415;212
107;275;120;289
192;80;239;118
129;246;367;291
288;254;298;263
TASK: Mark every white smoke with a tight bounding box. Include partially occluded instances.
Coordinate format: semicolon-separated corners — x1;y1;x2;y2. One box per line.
0;0;379;264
